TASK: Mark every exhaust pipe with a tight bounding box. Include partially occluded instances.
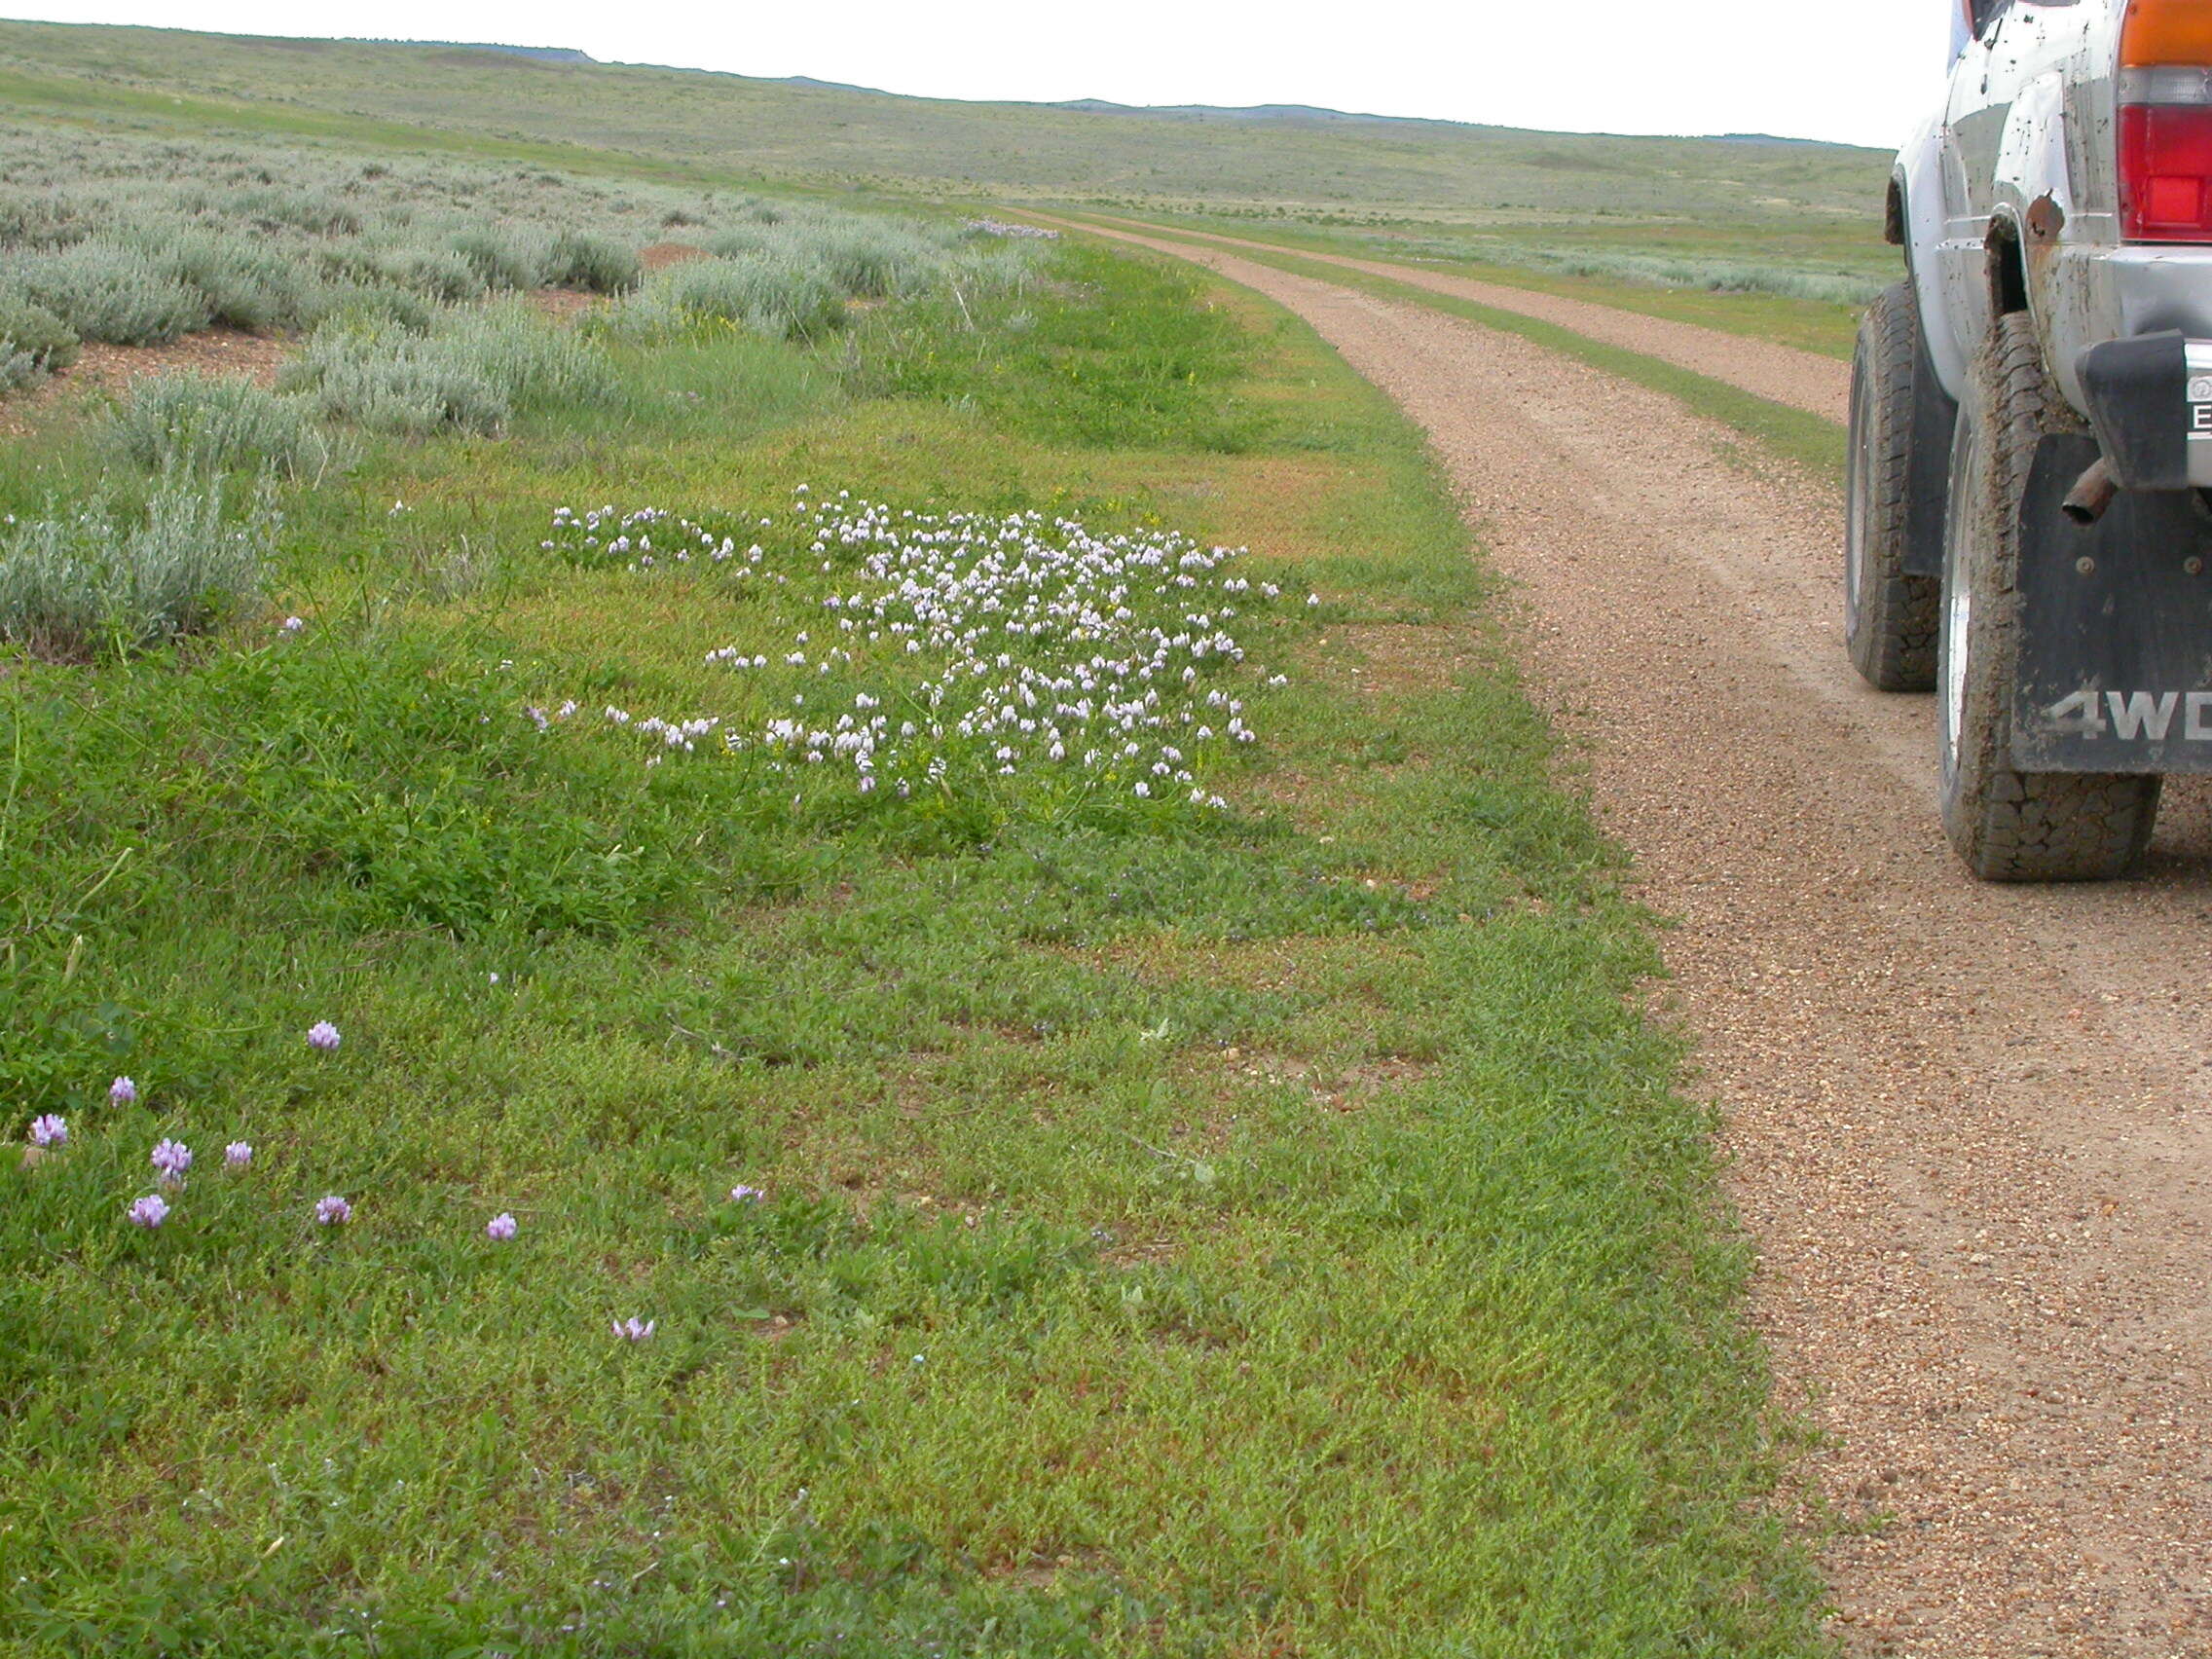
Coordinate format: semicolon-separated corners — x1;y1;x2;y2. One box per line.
2062;457;2120;526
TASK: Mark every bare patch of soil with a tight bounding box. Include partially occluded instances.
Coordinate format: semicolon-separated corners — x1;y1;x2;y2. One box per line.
1334;622;1472;697
525;287;605;320
639;240;710;272
0;327;291;436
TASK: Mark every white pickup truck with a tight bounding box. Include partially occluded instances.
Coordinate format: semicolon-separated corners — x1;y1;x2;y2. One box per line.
1850;0;2212;878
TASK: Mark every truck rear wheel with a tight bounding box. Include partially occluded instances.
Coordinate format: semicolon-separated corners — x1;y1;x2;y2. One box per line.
1937;313;2161;881
1846;280;1946;690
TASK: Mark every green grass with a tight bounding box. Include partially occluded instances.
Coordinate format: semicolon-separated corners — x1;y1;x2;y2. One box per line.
1097;223;1848;480
0;232;1829;1654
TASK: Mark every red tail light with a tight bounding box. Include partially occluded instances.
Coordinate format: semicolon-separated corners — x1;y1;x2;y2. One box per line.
2120;101;2212;240
2120;2;2212;241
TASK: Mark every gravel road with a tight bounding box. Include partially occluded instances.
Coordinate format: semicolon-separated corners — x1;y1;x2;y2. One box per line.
1081;215;1852;422
1080;222;2212;1657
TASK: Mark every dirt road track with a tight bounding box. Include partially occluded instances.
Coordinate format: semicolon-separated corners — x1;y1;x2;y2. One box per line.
1082;222;2212;1656
1079;214;1853;422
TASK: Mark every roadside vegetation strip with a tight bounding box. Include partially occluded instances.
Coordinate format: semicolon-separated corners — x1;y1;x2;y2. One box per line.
1067;217;1850;484
1;208;1825;1650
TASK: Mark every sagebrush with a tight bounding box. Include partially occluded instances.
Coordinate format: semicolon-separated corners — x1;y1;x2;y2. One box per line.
0;471;274;656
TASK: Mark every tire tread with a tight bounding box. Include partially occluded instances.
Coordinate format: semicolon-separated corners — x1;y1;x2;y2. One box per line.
1846;281;1941;690
1938;314;2160;881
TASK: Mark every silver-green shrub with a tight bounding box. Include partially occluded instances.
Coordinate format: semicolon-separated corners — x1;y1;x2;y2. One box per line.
381;245;488;304
0;293;80;390
0;470;274;657
282;302;614;435
282;316;508;435
446;228;548;293
0;186;82;250
296;279;440;333
0;343;36;394
624;252;848;342
706;214;959;300
805;223;947;299
703;225;780;260
544;231;642;295
0;121;1010;350
225;187;364;238
151;231;310;332
13;240;211;345
430;303;616;406
105;373;356;482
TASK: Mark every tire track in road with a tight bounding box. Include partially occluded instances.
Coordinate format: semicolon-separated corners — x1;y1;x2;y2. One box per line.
1071;213;1854;423
1079;221;2212;1658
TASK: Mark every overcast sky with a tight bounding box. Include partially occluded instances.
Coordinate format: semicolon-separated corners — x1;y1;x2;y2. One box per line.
7;1;1951;151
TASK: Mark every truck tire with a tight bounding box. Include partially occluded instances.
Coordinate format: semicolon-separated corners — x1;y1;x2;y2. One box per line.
1845;280;1945;690
1937;313;2161;881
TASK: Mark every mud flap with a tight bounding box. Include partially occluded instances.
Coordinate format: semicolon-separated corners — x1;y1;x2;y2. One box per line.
1902;331;1958;578
2012;431;2212;772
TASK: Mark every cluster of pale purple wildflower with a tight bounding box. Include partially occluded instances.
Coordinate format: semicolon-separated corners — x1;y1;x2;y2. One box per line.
31;1026;350;1232
542;489;1318;807
19;1020;771;1344
24;1026;351;1232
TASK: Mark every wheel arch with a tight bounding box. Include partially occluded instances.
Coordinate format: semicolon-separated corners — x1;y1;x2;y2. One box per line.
1893;121;1972;402
1987;212;2031;318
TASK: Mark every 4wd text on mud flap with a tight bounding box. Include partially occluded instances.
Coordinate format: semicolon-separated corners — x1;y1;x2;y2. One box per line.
2041;689;2212;740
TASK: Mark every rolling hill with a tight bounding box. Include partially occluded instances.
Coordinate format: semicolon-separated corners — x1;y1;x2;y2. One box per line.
0;18;1888;226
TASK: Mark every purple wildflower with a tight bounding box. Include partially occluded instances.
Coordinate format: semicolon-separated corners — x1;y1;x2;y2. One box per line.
611;1317;656;1343
486;1212;518;1241
27;1114;66;1148
128;1193;169;1229
109;1076;137;1107
280;616;305;634
150;1139;192;1184
729;1184;765;1204
314;1195;351;1226
225;1142;253;1169
307;1021;342;1051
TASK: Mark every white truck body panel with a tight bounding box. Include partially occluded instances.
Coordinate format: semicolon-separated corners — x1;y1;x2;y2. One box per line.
1905;0;2212;460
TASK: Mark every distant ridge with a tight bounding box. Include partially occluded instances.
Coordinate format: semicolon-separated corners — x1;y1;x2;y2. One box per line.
1049;99;1410;127
360;40;595;63
1707;131;1831;146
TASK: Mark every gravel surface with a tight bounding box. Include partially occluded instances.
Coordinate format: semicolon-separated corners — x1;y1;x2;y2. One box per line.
1080;215;1853;423
1087;223;2212;1657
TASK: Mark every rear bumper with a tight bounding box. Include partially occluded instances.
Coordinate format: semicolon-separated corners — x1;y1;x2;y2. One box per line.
2074;330;2212;489
2046;242;2212;419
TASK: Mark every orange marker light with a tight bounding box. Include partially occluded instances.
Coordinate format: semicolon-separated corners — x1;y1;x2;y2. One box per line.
2122;0;2212;68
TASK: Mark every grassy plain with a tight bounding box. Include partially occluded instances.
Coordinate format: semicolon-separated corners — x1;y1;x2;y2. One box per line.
0;105;1831;1659
0;15;1898;371
0;18;1889;224
0;18;1865;1648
